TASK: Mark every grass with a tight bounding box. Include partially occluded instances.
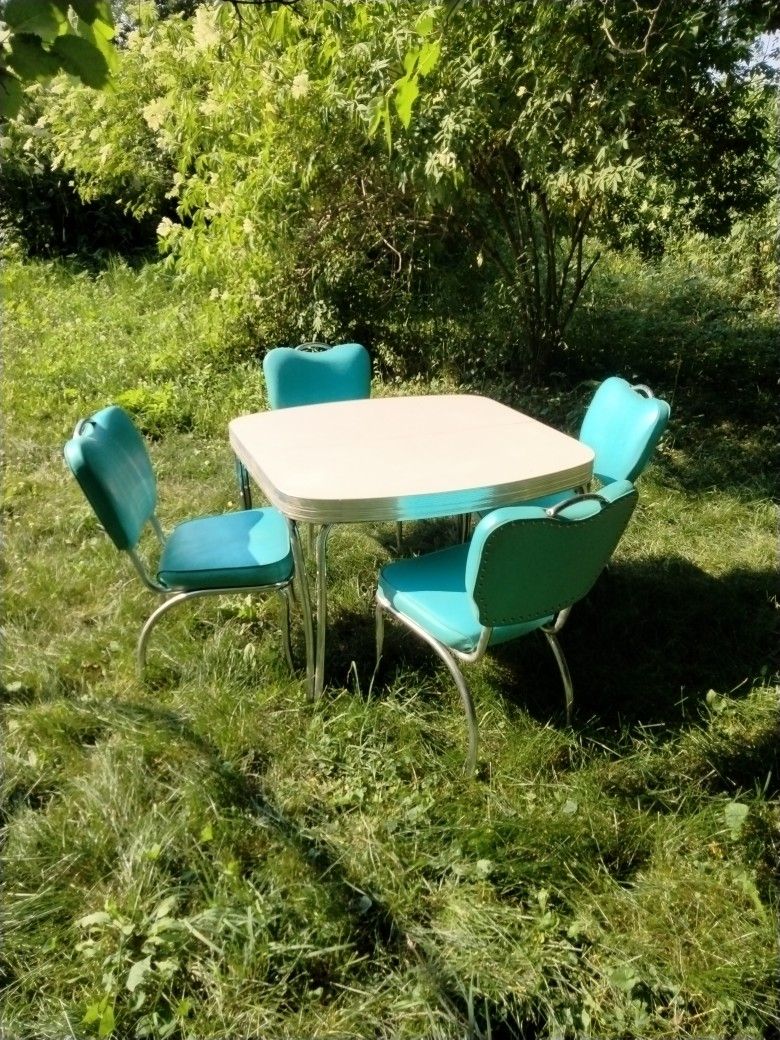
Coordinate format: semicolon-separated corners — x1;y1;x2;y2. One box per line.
2;250;779;1039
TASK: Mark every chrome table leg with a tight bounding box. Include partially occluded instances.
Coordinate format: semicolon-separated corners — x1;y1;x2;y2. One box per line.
314;523;332;698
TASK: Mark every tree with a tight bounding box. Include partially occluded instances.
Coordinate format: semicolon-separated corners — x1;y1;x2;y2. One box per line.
14;0;776;382
391;1;779;378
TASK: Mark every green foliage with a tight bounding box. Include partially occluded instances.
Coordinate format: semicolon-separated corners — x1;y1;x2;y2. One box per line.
0;0;116;117
0;96;158;258
32;33;176;220
394;1;778;376
3;0;776;378
566;215;780;422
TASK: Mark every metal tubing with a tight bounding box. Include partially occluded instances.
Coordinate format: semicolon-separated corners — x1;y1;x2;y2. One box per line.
128;548;169;593
458;513;471;543
548;493;607;517
314;523;332;698
375;599;385;669
237;460;253;509
278;587;294;673
411;620;479;776
543;629;574;725
137;590;201;671
288;520;315;700
547;605;572;635
136;580;293;675
376;594;479;776
150;514;166;547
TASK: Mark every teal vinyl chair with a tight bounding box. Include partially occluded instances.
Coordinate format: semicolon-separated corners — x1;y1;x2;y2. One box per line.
237;342;371;509
376;480;638;774
522;378;669;512
263;341;371;411
472;378;668;529
65;405;314;692
581;377;670;486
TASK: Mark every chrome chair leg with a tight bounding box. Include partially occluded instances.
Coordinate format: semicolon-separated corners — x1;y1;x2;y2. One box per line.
137;590;199;673
236;459;252;510
375;599;385;669
278;587;294;674
419;628;479;777
543;629;574;724
378;602;478;776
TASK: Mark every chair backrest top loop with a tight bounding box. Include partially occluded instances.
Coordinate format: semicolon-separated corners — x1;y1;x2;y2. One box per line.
547;492;607;517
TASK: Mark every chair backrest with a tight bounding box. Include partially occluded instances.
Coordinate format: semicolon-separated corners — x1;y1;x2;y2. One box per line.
64;405;157;552
262;342;371;410
579;377;670;484
466;480;637;627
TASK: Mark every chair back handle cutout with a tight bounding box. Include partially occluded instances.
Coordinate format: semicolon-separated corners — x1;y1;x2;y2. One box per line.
547;493;608;517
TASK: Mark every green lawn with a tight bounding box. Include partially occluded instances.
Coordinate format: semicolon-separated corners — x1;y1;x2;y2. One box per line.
2;256;778;1039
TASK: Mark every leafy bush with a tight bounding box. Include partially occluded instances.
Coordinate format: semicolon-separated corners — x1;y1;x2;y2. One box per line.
0;96;159;259
5;1;776;383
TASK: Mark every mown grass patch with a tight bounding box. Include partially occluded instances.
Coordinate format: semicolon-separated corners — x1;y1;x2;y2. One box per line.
2;256;778;1038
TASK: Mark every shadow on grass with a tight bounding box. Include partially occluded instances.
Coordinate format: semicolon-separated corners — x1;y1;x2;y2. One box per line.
494;557;779;796
545;556;777;722
58;695;501;1038
333;552;777;783
659;410;779;499
331;553;775;724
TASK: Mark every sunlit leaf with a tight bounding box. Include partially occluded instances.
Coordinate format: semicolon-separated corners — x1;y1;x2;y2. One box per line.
6;34;62;81
76;910;112;928
98;1003;115;1038
366;94;384;137
51;33;110;87
3;0;67;43
403;47;419;76
415;13;435;36
417;40;440;77
724;801;749;839
269;5;291;44
394;74;419;129
126;955;153;992
75;15;118;73
382;95;392;153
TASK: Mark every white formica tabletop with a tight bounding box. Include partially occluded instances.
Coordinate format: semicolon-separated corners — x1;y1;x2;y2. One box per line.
229;394;594;525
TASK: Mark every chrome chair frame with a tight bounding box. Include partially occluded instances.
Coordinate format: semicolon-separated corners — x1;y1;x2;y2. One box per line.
70;417;315;698
375;493;609;775
125;516;313;691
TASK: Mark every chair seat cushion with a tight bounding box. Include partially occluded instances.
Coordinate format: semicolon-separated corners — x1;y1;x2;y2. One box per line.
158;508;293;591
379;544;550;653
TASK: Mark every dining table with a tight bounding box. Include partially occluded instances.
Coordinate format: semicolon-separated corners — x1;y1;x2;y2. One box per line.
229;393;594;698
